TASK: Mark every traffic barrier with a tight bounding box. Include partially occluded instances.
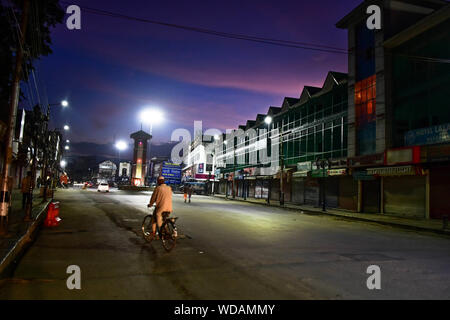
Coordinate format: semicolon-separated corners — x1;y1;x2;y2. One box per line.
44;201;61;227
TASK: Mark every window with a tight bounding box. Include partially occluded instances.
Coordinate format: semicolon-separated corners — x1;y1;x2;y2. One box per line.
355;75;376;155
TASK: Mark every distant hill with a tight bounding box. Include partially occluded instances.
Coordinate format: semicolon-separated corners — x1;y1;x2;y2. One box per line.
65;141;178;181
69;141;177;160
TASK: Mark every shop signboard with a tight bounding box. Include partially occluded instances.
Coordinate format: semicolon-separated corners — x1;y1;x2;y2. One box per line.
366;165;417;176
311;169;327;178
296;161;312;177
422;144;450;162
352;170;375;180
405;123;450;146
385;146;420;165
348;153;384;167
327;168;347;176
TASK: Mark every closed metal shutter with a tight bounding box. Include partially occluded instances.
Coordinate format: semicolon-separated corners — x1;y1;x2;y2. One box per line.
339;176;357;211
304;177;319;206
384;176;425;218
325;177;339;208
430;166;450;219
362;179;380;213
248;180;256;198
291;178;305;204
271;179;280;201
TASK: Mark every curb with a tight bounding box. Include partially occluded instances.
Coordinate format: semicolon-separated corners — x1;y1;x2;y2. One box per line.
213;195;450;237
0;201;51;279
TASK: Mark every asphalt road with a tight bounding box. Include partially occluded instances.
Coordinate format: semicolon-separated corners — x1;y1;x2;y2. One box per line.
1;188;450;299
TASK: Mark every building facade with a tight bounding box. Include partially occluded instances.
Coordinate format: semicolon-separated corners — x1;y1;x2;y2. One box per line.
212;0;449;220
337;0;450;218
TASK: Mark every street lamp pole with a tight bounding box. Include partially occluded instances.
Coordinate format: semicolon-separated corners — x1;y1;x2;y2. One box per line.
264;116;273;205
316;158;329;212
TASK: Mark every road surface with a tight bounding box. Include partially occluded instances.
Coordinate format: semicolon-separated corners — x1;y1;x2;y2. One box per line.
1;188;450;299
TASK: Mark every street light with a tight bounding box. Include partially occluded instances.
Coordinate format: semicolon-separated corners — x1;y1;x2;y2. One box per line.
115;140;127;165
115;140;127;151
60;160;67;168
65;145;70;150
140;108;164;135
63;125;70;131
66;140;70;143
264;116;272;125
49;100;69;108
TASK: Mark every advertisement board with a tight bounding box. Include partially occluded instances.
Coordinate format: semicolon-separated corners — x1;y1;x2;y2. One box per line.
405;123;450;146
161;162;182;185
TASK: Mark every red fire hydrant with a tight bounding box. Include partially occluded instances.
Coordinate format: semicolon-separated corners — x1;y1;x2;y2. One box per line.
44;202;61;227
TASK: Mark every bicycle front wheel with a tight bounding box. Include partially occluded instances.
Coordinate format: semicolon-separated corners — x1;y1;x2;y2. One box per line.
142;215;155;243
161;220;177;252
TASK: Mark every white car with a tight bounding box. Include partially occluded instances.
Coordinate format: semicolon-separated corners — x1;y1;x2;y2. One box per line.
97;183;110;192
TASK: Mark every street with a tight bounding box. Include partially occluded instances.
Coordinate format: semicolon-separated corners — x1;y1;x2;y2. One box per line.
0;188;450;299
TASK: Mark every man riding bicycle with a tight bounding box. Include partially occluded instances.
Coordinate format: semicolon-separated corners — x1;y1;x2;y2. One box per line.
147;176;172;238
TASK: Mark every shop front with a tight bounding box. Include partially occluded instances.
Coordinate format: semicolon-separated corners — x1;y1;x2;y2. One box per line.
367;165;426;218
304;176;320;206
291;172;306;204
255;178;269;199
338;175;357;211
421;144;450;219
270;177;280;201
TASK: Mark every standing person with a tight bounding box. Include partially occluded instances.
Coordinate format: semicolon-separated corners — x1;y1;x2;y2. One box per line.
147;176;172;238
21;171;34;210
183;184;188;203
188;184;193;203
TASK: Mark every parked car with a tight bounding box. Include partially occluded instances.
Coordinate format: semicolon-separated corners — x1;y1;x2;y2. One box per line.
97;183;110;193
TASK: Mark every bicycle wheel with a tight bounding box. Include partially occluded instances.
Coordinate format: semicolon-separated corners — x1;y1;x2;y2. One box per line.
161;220;177;252
142;215;155;243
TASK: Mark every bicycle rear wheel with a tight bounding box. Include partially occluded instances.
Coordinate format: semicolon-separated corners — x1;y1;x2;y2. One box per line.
142;215;155;243
161;220;177;252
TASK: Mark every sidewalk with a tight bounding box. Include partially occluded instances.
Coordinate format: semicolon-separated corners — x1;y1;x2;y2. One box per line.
0;189;51;279
213;194;450;236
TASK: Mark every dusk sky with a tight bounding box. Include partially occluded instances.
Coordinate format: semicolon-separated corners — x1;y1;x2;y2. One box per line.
31;0;361;146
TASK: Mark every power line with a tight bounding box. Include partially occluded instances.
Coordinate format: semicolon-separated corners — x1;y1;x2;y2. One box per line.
62;1;450;64
61;1;349;55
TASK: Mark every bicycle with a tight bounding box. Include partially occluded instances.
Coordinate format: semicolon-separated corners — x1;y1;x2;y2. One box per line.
142;207;178;252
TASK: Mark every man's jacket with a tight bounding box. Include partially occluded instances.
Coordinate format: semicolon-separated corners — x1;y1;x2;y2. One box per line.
149;184;173;215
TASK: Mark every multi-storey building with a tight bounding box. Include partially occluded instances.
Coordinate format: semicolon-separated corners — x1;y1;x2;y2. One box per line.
215;71;350;209
214;0;449;220
337;0;450;218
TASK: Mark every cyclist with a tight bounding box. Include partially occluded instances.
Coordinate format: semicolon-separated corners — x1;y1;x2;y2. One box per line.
147;176;172;238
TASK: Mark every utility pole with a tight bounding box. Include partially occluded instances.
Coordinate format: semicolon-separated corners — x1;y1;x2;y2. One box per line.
0;0;31;235
232;140;236;199
279;132;285;206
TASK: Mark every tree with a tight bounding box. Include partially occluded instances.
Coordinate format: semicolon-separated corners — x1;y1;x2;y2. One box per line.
0;0;64;120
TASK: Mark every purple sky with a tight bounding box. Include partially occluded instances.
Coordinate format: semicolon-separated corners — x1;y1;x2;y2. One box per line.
33;0;361;145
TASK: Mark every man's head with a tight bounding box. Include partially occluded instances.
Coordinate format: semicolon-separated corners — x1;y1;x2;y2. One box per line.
157;176;165;185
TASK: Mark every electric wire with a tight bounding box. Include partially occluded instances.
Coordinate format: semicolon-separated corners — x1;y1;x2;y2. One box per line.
61;1;450;64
